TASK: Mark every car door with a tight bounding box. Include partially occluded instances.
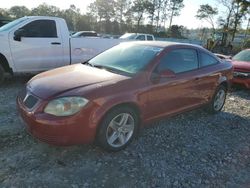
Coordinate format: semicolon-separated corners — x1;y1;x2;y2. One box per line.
144;47;205;121
197;51;221;103
9;19;65;72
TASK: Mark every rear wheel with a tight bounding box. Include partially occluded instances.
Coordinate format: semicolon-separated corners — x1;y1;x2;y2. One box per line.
96;106;139;152
206;85;227;114
0;64;5;85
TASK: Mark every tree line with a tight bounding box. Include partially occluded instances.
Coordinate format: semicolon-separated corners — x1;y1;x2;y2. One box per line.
0;0;185;36
196;0;249;45
0;0;249;43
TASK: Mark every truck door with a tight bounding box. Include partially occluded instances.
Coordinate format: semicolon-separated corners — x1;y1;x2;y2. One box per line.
9;19;66;72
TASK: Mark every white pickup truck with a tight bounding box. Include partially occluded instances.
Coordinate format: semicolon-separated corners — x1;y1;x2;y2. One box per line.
0;16;130;84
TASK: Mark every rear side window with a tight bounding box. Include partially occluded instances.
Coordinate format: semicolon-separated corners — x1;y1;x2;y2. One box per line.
136;35;146;40
157;49;199;74
200;52;218;67
147;35;153;40
21;20;57;38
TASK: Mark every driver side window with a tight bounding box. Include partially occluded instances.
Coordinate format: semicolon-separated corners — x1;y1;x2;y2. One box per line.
21;20;57;38
156;49;199;74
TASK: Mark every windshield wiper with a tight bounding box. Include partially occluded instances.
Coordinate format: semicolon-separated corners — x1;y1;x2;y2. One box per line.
93;65;114;71
82;61;94;67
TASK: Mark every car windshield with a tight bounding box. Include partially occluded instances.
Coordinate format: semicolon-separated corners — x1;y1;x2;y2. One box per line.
120;33;137;39
232;50;250;62
0;17;28;32
88;43;163;75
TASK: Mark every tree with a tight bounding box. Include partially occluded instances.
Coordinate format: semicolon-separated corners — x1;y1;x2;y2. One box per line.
115;0;132;32
152;0;165;32
167;25;184;38
30;3;61;17
217;0;250;45
131;0;154;32
87;0;116;33
161;0;170;29
231;0;250;41
0;8;10;18
115;0;131;24
9;6;30;18
217;0;237;45
63;5;82;31
196;4;218;37
168;0;184;28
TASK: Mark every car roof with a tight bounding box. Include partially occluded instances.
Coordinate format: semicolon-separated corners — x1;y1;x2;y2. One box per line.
123;41;203;49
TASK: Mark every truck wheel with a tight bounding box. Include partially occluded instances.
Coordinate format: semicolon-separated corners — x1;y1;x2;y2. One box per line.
0;64;5;85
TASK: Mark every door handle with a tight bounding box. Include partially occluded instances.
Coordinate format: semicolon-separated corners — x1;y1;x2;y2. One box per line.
51;42;61;45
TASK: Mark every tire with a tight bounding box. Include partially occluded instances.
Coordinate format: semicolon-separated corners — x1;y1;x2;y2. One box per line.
206;85;227;114
0;64;5;85
96;106;139;152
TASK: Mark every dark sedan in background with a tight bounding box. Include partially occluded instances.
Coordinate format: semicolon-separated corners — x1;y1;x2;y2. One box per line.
17;41;233;151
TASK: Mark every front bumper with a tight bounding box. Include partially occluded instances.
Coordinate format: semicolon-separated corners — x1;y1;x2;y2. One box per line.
17;95;99;146
232;77;250;89
232;71;250;89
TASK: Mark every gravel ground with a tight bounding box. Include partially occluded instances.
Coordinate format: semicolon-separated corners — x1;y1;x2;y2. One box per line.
0;76;250;188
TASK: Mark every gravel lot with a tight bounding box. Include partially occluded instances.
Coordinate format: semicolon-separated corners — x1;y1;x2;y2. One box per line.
0;76;250;188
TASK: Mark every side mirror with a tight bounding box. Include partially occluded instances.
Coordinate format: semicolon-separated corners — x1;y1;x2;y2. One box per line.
151;69;176;83
159;69;176;78
14;29;26;41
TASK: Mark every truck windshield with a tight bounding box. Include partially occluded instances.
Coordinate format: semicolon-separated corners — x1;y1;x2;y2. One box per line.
88;43;163;75
0;17;29;32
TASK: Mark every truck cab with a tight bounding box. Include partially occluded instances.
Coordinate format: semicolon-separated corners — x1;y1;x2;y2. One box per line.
0;16;70;74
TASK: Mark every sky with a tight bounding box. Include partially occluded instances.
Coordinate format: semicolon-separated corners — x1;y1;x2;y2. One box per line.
0;0;249;29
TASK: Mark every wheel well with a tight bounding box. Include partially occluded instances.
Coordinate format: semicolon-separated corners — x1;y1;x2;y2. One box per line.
104;102;141;121
220;81;229;91
95;102;141;137
115;102;140;115
0;53;12;74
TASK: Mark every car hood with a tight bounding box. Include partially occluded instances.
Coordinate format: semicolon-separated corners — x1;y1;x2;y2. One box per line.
231;60;250;72
28;64;128;99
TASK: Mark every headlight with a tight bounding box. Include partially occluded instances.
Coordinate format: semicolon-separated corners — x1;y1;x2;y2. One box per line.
44;97;89;116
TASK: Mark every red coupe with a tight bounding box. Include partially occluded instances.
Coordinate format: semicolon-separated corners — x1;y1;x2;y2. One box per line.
231;49;250;89
17;41;233;151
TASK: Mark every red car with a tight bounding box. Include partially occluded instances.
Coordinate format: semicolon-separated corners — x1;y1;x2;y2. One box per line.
231;49;250;89
17;42;233;151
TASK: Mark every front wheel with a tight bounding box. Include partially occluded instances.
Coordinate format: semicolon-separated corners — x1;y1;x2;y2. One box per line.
206;85;227;114
96;106;139;152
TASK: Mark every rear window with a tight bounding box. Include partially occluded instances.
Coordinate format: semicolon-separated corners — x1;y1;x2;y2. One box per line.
200;52;218;67
136;35;146;40
147;35;153;41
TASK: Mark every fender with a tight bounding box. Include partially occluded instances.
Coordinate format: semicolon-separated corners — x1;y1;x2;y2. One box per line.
0;32;16;73
91;93;143;127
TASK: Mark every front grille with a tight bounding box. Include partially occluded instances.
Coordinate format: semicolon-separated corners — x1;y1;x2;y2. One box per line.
23;94;39;109
233;71;250;78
